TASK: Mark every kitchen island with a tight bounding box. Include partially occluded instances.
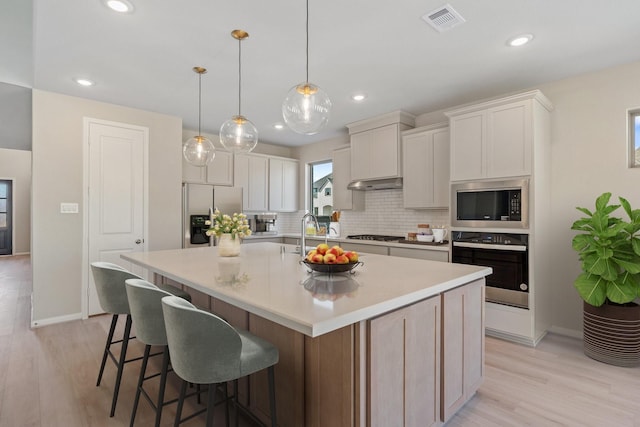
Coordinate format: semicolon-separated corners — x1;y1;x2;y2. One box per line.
123;242;491;427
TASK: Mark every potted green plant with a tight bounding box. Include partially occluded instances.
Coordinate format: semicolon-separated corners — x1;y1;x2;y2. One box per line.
571;192;640;366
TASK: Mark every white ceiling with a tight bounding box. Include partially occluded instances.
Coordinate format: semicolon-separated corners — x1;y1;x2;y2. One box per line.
4;0;640;147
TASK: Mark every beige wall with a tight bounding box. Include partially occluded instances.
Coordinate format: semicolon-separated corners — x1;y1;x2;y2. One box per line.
0;148;31;254
538;61;640;333
31;90;182;324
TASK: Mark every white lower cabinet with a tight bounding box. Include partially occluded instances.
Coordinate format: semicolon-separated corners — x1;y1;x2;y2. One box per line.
389;246;448;262
441;279;485;422
341;242;388;255
368;296;441;427
242;237;283;244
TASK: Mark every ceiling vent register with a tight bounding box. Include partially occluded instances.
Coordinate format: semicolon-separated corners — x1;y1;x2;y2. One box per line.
422;4;466;32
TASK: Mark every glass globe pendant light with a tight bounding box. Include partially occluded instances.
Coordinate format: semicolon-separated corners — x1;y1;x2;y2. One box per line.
183;67;216;167
220;30;258;154
282;0;332;135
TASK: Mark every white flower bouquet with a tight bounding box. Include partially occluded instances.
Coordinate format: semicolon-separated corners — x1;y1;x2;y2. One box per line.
205;209;251;239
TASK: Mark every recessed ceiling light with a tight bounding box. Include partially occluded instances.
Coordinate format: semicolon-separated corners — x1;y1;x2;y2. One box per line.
507;34;533;47
351;94;367;102
273;123;284;130
75;78;95;87
104;0;134;13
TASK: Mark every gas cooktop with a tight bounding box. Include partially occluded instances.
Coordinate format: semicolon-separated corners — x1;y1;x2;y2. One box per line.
346;234;404;242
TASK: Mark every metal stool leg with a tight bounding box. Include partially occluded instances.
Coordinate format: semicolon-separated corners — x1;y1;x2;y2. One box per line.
154;346;170;427
234;380;239;427
130;344;151;426
97;314;118;386
174;379;188;427
224;382;230;427
268;366;277;427
110;314;133;417
206;382;217;427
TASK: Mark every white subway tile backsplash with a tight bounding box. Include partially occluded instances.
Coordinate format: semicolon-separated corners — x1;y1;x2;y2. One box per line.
276;189;450;238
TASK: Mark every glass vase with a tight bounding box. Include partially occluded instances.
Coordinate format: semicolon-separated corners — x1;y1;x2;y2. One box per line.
217;233;241;257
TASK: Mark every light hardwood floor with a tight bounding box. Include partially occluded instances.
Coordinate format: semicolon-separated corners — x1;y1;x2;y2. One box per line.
1;255;639;426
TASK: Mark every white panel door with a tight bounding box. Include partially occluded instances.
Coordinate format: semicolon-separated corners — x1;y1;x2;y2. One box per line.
88;121;146;315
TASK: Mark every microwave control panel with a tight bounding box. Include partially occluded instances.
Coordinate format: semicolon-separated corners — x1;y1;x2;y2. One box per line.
509;191;521;220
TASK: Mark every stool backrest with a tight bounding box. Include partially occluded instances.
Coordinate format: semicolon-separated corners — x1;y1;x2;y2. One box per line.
125;279;172;346
90;262;140;314
161;295;242;384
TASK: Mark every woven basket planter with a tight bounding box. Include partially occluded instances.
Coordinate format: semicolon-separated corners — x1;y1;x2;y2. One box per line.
583;301;640;367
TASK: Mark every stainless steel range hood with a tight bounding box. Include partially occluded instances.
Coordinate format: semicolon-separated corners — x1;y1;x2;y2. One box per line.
347;177;403;191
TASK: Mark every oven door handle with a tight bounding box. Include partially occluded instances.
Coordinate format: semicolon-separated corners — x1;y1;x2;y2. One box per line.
452;242;527;251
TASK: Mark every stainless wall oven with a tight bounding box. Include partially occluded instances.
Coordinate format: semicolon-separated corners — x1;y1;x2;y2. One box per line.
452;231;529;309
451;178;529;229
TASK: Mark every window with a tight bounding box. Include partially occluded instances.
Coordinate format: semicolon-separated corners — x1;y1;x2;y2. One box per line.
0;181;7;228
310;160;333;216
629;110;640;167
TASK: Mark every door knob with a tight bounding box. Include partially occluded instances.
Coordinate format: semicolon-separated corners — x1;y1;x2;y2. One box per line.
135;239;142;244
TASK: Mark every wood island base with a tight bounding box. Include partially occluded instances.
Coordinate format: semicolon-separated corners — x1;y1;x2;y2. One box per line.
156;274;485;427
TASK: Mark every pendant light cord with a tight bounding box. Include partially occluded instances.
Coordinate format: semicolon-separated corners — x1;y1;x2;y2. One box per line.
197;72;202;135
305;0;309;84
238;38;242;117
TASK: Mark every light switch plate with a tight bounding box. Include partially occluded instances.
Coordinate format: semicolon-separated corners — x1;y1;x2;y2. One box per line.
60;202;79;214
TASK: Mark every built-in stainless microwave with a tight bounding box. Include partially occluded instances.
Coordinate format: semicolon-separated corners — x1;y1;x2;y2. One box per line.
451;178;529;229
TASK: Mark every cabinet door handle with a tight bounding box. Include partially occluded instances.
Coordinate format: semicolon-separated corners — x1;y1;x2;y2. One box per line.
135;239;142;244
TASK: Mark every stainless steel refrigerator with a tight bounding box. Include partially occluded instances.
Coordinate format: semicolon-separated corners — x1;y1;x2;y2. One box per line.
182;183;243;248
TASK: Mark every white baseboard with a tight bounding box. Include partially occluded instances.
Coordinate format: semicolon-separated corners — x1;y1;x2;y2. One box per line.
485;327;542;347
0;251;30;257
31;312;83;328
548;325;582;340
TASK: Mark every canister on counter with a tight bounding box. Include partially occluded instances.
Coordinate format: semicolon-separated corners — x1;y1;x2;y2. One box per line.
417;224;433;235
407;232;418;241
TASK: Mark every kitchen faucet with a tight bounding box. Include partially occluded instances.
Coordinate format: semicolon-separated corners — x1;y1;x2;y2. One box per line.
300;212;319;259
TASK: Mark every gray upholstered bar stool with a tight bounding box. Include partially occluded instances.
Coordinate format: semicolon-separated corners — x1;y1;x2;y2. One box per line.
161;295;279;427
90;262;191;417
124;278;176;427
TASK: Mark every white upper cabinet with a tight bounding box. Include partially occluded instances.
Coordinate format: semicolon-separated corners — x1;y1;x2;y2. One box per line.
269;157;298;212
402;124;450;209
351;124;401;180
205;151;233;185
234;153;268;212
448;111;484;181
182;149;233;186
446;90;552;182
332;146;364;211
347;111;415;181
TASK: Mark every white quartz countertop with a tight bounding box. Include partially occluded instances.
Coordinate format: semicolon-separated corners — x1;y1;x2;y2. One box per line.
122;242;490;337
